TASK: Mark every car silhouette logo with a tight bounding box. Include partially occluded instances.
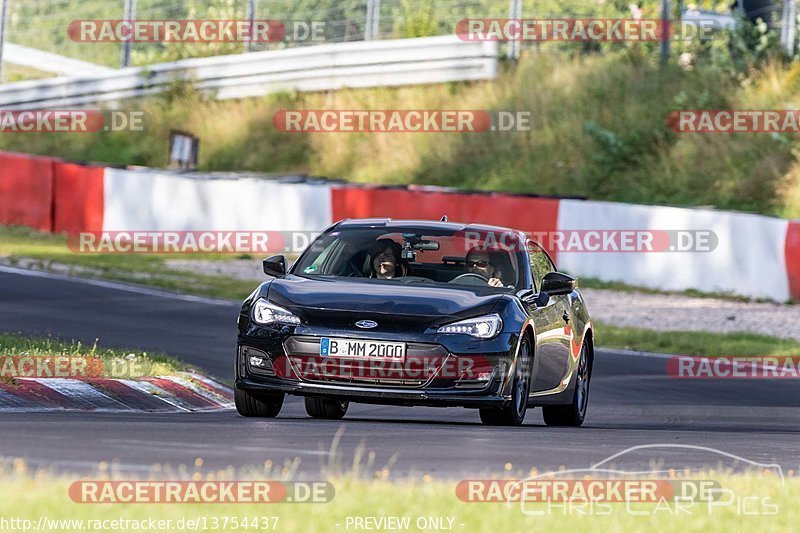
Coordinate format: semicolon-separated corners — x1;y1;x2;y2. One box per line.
355;320;378;329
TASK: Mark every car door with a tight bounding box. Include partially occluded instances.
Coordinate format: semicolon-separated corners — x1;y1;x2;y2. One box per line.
526;242;573;393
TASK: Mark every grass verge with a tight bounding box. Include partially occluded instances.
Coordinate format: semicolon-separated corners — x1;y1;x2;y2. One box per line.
0;333;185;379
596;322;800;357
3;49;800;218
0;470;795;532
0;226;258;301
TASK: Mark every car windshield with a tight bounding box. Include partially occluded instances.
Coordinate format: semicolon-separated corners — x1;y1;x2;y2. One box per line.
292;226;525;290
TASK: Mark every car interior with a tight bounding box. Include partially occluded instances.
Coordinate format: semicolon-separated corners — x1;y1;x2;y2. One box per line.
300;231;522;288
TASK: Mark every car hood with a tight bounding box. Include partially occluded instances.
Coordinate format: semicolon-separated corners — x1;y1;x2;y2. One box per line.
266;275;504;330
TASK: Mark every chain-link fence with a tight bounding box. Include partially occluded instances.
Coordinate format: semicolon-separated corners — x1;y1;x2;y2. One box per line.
0;0;797;82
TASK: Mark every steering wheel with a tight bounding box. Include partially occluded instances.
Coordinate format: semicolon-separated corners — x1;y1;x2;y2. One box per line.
449;273;489;286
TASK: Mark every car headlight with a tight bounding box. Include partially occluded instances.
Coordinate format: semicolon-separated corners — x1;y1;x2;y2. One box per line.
251;298;302;326
437;314;503;339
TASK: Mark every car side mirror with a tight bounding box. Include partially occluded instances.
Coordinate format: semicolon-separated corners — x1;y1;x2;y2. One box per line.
541;272;576;296
518;288;547;308
516;289;534;300
263;255;286;278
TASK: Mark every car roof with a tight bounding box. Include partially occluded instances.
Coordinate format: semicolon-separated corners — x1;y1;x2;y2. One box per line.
335;218;522;236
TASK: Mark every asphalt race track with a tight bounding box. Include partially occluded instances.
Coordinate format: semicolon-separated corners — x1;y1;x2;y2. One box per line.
1;266;799;479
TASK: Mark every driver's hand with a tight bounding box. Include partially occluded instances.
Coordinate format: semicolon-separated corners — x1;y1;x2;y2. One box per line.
488;277;503;287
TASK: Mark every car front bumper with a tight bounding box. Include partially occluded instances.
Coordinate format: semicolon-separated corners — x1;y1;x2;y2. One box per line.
235;376;508;408
235;329;522;408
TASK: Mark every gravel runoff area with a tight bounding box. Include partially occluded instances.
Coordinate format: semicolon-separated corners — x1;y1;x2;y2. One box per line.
164;259;800;342
580;288;800;342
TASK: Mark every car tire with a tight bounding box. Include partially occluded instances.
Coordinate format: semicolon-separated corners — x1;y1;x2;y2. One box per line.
305;397;349;420
234;387;284;418
479;336;531;426
542;341;591;427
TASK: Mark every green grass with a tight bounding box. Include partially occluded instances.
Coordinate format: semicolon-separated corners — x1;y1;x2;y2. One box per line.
1;64;53;83
0;470;795;532
2;47;800;217
0;333;185;379
597;322;800;357
0;226;259;301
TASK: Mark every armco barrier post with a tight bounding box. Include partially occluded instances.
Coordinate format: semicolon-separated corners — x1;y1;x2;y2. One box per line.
245;0;258;53
661;0;671;64
365;0;381;40
120;0;137;68
781;0;797;56
0;0;9;82
508;0;522;60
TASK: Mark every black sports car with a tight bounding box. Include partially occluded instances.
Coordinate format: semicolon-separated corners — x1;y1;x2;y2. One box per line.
235;218;593;426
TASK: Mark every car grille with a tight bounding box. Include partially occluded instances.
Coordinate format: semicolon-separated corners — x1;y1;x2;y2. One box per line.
283;336;451;389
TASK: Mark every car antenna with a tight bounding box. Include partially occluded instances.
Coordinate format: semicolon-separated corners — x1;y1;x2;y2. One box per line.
440;215;448;222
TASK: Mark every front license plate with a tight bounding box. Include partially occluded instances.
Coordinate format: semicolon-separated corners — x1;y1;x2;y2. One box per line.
320;338;406;362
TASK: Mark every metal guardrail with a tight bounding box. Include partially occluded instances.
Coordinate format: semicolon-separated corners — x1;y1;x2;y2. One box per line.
0;35;498;109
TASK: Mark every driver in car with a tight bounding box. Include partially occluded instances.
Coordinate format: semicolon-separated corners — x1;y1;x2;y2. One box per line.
465;248;505;287
370;239;406;279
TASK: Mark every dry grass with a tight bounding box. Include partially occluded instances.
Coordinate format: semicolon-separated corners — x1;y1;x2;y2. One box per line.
2;49;800;216
0;460;795;532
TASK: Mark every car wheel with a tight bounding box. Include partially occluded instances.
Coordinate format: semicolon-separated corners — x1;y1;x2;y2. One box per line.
305;397;349;420
479;336;531;426
543;341;591;427
235;387;284;417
